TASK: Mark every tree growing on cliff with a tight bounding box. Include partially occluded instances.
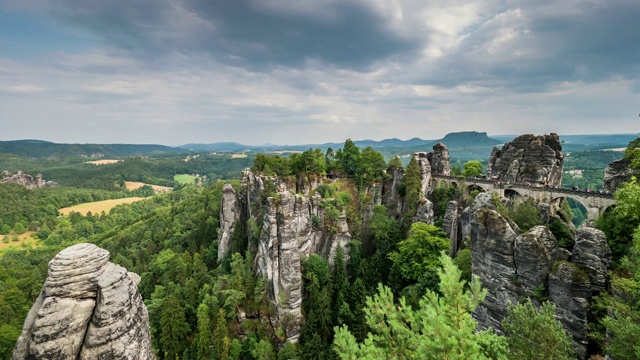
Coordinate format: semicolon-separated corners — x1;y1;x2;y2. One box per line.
333;254;508;359
389;222;449;298
402;156;422;217
502;298;574;360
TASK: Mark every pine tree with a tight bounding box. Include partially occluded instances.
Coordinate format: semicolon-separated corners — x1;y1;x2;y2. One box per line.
502;298;574;359
333;254;508;359
213;308;231;360
160;294;190;359
402;156;422;217
195;303;212;360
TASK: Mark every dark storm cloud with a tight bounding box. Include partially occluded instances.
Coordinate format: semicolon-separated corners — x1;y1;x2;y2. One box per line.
421;0;640;90
23;0;420;70
186;0;420;70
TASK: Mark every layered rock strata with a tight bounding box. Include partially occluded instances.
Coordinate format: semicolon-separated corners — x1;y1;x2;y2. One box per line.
12;243;153;360
487;134;563;186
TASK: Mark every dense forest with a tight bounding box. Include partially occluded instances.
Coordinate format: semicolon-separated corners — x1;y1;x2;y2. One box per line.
1;137;639;359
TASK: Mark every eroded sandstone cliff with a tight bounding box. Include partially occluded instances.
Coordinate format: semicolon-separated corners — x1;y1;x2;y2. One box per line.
487;133;563;186
12;243;153;360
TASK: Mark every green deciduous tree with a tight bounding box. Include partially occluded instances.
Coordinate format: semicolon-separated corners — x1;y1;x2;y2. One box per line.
333;254;508;360
502;298;574;360
462;160;484;178
389;223;449;283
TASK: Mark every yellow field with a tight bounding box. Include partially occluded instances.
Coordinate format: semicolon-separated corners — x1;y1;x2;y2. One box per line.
0;231;38;252
86;159;122;165
125;181;172;193
231;153;248;158
59;197;145;216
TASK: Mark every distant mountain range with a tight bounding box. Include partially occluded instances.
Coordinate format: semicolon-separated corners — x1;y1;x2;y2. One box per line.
180;131;501;152
1;132;635;159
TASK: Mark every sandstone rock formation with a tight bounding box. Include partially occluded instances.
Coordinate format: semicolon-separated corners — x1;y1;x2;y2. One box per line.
12;243;153;360
487;134;563;186
467;194;611;359
414;198;434;225
442;201;459;256
572;228;611;293
218;183;240;260
413;152;432;198
548;262;591;359
428;142;450;176
1;170;58;189
603;158;639;193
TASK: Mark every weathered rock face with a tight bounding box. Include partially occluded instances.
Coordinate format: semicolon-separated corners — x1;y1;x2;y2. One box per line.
413;152;432;198
442;201;459;256
487;134;563;186
548;262;591;359
471;208;521;331
514;226;557;296
469;206;612;359
1;170;58;189
603;158;639;193
414;198;434;225
12;243;153;360
218;184;240;260
383;167;404;216
255;191;350;341
572;228;611;293
428;142;450;176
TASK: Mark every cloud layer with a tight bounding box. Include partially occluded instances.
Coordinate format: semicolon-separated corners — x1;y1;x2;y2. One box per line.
1;0;638;145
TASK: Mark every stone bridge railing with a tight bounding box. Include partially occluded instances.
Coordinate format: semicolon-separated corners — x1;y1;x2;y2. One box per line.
432;175;614;200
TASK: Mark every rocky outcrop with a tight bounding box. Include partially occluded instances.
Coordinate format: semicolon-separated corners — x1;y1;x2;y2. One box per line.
471;208;521;331
469;198;612;359
549;261;591;359
572;228;611;293
255;191;350;341
514;226;557;296
428;142;450;176
383;167;404;216
12;243;152;360
1;170;58;189
218;184;240;260
413;152;432;198
414;198;435;225
487;134;563;186
442;201;459;256
603;158;639;193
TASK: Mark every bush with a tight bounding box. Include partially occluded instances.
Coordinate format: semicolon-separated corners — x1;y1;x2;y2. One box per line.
549;219;574;249
454;248;472;283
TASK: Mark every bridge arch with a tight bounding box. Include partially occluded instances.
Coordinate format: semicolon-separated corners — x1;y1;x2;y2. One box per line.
504;189;523;202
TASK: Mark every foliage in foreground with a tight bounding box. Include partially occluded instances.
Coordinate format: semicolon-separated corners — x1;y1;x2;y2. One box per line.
600;226;640;359
333;254;508;360
502;298;574;360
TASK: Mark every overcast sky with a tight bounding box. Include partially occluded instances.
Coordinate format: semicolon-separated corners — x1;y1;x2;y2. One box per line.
1;0;639;146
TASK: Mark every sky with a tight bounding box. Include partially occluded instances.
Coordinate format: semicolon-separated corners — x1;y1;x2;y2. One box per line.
0;0;639;146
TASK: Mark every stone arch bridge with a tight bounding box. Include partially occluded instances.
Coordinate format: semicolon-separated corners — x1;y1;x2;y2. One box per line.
432;175;616;222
